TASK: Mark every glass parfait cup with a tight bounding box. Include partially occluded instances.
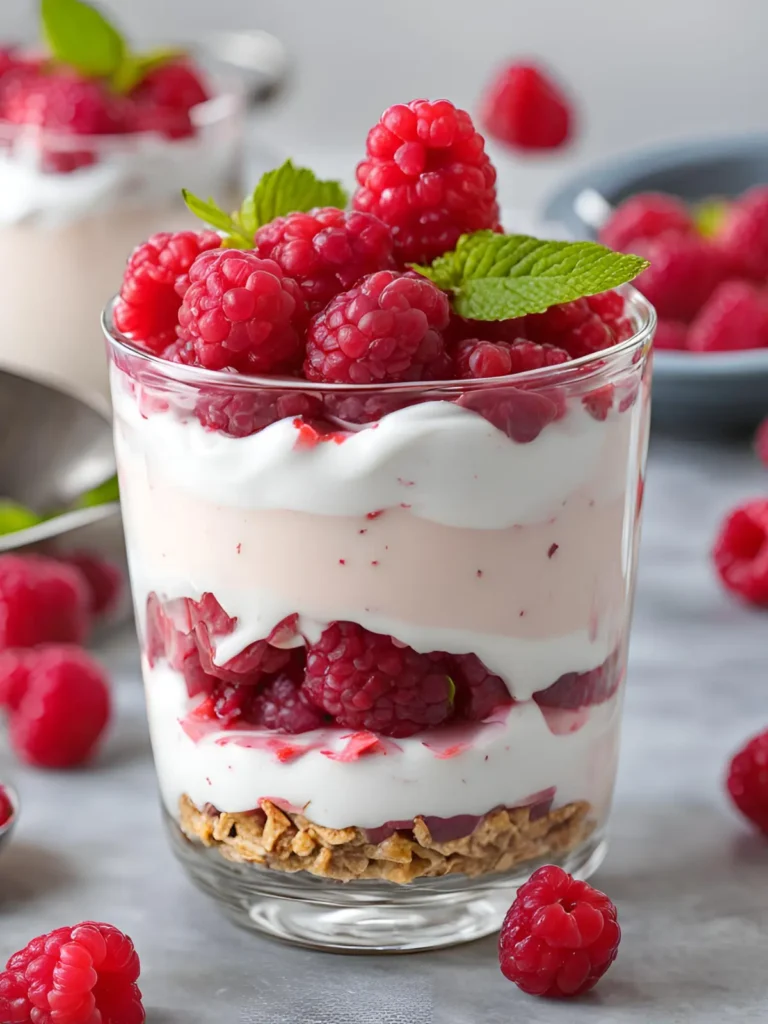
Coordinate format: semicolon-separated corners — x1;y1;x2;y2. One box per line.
104;289;654;952
0;72;244;402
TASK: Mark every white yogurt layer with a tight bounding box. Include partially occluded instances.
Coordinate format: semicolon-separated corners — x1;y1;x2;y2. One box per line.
113;372;635;530
147;661;622;829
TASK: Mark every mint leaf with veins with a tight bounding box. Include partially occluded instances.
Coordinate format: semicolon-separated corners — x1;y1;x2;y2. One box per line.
411;230;650;320
181;190;252;247
41;0;126;79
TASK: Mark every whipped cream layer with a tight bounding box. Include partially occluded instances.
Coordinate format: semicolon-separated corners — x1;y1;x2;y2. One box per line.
147;661;622;829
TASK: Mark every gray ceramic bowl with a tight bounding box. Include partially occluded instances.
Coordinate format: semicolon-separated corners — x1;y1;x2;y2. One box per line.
544;135;768;433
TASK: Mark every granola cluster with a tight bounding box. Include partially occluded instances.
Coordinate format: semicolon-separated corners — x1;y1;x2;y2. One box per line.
178;795;594;884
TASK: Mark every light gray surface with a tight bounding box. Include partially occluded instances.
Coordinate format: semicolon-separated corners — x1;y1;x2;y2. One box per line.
1;432;767;1022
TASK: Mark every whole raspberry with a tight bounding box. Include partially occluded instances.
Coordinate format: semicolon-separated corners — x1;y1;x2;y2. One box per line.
178;249;307;372
4;920;144;1024
454;338;570;378
0;785;13;828
533;652;621;709
253;208;396;313
499;865;621;997
353;98;500;264
131;60;208;113
251;671;329;733
727;729;768;833
599;192;694;252
688;280;768;353
713;500;768;605
303;622;454;737
653;319;688;351
525;296;632;359
631;233;728;322
0;555;90;649
6;646;111;768
114;231;221;353
718;186;768;280
450;654;513;720
480;63;573;151
0;970;28;1023
59;553;123;619
187;594;292;684
305;270;451;384
755;418;768;469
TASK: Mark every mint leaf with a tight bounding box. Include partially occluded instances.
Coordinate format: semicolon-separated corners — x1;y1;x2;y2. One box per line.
234;160;348;238
41;0;126;78
0;500;43;536
112;47;183;94
412;231;650;320
75;475;120;508
181;190;252;247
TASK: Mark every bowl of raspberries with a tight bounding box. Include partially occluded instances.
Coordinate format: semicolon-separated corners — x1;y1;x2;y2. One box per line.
544;134;768;431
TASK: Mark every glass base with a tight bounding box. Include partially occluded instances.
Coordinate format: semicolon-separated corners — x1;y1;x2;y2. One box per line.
166;814;607;952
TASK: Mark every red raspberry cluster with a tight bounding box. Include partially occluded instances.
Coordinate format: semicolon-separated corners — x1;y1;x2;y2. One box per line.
600;187;768;352
0;552;120;768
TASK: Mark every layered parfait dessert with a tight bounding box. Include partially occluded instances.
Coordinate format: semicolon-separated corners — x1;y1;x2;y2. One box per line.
0;0;241;399
106;97;653;948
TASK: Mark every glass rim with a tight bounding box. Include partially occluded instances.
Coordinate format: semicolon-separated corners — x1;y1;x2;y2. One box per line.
102;285;656;395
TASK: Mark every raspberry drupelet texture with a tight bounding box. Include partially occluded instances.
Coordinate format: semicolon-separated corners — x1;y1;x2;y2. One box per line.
353;98;500;264
114;231;220;353
253;207;396;313
304;270;451;384
598;192;694;252
3;920;144;1024
525;292;633;360
713;500;768;605
177;249;307;372
480;63;572;151
499;865;621;998
0;554;90;649
5;646;111;769
727;729;768;834
718;186;768;280
198;662;328;734
688;280;768;353
454;338;570;379
450;653;513;720
303;622;455;737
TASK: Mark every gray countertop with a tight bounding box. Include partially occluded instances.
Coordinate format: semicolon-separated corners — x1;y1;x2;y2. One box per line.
1;431;767;1024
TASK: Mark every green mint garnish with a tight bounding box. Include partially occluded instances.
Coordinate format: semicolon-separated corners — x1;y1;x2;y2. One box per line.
411;231;650;321
694;198;729;239
0;501;43;536
184;160;349;249
75;475;120;509
42;0;126;79
41;0;184;92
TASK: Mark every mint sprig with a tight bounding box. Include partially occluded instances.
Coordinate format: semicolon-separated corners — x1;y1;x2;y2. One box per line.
184;160;349;248
412;231;650;321
41;0;185;93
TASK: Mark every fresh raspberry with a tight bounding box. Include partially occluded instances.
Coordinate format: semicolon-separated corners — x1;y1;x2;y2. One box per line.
507;339;571;374
0;970;29;1023
6;646;111;769
193;388;324;438
303;622;454;737
713;500;768;605
631;233;728;322
498;864;621;997
450;654;513;720
177;249;306;373
305;270;451;384
0;555;90;649
0;785;13;828
114;231;220;353
458;387;563;443
353;98;500;264
59;553;123;618
131;60;208;113
454;338;570;379
653;319;688;351
0;650;31;710
4;920;144;1024
533;652;621;709
755;419;768;468
253;208;396;313
599;192;694;252
718;186;768;280
688;280;768;353
525;296;632;359
187;594;292;684
727;729;768;833
480;63;573;151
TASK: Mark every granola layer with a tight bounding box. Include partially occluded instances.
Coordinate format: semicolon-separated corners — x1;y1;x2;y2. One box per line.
178;794;594;884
